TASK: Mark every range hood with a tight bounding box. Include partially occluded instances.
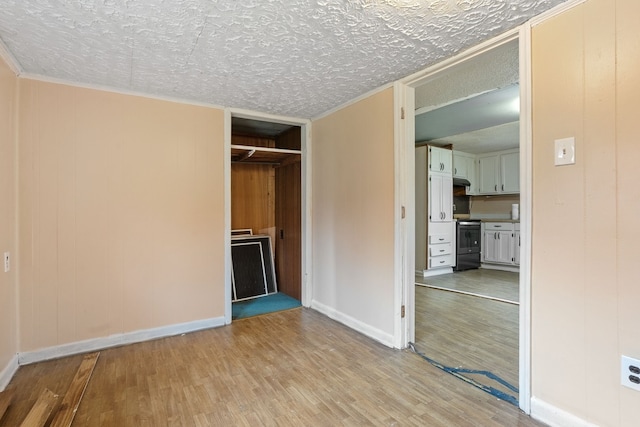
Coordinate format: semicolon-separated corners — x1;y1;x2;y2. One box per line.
453;177;471;187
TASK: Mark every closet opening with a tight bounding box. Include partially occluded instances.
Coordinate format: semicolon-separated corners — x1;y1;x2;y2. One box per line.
230;116;303;319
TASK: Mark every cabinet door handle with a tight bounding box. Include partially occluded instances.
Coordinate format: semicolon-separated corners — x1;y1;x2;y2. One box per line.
502;184;504;191
495;185;497;191
454;167;457;174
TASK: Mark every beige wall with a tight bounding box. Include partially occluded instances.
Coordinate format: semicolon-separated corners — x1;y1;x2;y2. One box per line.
311;88;396;340
470;194;520;218
18;80;226;352
531;0;639;425
0;56;18;376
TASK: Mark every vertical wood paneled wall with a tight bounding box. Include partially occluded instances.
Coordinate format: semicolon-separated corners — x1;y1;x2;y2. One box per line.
0;56;18;374
230;135;276;241
531;0;640;425
311;88;396;340
18;80;226;352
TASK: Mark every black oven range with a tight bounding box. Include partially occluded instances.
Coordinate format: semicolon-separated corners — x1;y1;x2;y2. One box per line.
454;220;481;271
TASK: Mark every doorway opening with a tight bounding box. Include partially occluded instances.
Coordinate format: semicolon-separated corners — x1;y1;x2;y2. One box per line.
229;115;304;320
407;35;526;407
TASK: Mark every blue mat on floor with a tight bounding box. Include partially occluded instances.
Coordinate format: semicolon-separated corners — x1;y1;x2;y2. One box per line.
232;293;301;320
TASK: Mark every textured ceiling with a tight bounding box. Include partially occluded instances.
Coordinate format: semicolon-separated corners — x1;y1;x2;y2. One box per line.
415;37;519;111
0;0;566;119
429;121;520;154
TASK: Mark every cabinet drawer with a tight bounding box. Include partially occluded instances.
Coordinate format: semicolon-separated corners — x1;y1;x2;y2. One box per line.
484;222;514;231
429;233;451;244
429;243;452;256
429;254;453;268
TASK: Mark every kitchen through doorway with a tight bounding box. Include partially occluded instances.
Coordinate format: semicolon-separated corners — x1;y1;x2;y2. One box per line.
411;37;522;405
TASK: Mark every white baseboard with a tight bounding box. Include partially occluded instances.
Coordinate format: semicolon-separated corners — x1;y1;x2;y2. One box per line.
310;300;395;348
18;316;226;365
530;397;597;427
0;354;19;391
422;267;453;278
481;263;519;273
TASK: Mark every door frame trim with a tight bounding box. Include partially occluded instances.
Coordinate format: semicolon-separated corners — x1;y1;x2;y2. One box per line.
394;25;532;412
224;108;312;325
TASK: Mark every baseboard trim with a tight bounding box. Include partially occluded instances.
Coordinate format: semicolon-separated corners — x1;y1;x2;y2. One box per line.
530;397;597;427
481;263;519;273
18;316;226;366
311;300;395;348
422;267;453;278
0;354;19;391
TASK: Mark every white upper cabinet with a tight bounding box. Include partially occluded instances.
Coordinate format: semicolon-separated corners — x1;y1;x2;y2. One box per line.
477;148;519;195
500;151;520;193
453;150;477;194
478;154;500;194
453;150;475;179
428;146;453;174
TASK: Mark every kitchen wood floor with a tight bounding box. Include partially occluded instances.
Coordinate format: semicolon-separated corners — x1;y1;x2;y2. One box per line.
2;308;541;426
416;268;519;303
414;269;519;404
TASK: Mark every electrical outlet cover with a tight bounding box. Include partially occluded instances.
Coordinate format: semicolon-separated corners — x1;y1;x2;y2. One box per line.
621;355;640;391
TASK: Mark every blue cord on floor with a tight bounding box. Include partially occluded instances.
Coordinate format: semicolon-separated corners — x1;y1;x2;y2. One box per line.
409;343;519;407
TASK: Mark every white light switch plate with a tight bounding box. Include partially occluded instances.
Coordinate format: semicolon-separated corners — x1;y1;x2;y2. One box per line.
554;137;575;166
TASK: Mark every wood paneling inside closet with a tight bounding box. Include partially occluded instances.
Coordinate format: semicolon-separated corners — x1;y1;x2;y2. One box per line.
231;135;277;249
275;127;302;300
231;129;301;301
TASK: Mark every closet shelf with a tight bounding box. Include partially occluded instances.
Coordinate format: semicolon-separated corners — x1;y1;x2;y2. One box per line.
231;144;301;165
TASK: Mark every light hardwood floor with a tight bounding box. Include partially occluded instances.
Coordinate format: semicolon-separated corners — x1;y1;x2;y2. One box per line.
414;269;519;403
2;308;542;426
416;269;519;303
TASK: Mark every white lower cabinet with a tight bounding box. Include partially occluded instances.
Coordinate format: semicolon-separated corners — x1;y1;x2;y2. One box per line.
513;224;521;266
428;222;454;270
482;222;519;268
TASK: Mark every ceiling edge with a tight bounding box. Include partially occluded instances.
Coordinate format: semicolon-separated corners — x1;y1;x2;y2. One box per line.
0;37;22;76
17;71;226;110
529;0;586;26
311;81;395;122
